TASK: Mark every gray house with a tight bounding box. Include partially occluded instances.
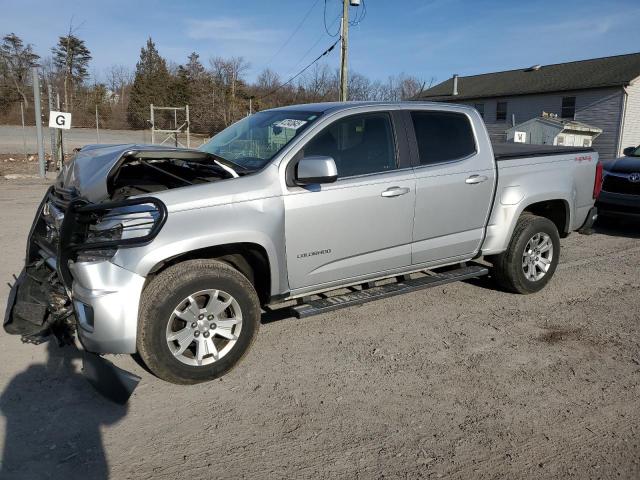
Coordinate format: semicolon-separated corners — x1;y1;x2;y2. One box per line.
415;53;640;160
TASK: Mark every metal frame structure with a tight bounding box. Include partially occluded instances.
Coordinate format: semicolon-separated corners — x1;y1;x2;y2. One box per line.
150;104;190;148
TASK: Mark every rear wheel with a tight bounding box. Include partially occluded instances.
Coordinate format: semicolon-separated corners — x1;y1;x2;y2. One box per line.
137;259;260;384
489;213;560;294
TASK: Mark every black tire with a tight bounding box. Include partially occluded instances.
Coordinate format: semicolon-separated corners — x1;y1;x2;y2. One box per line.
488;213;560;294
137;259;261;384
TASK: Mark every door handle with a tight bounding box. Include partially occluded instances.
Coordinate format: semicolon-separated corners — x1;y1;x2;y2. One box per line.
381;186;410;197
465;175;488;185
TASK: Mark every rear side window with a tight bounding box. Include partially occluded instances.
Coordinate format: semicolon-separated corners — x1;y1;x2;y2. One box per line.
304;113;396;177
410;111;476;165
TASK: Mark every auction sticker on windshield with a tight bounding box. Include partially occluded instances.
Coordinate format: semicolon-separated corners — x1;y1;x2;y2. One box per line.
274;119;307;130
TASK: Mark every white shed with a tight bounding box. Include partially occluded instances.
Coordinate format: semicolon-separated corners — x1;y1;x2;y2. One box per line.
506;114;602;147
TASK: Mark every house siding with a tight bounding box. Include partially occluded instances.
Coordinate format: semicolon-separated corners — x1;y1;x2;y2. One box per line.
621;81;640;154
445;88;624;160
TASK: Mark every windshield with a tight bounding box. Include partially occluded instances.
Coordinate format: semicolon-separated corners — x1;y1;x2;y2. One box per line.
199;110;321;170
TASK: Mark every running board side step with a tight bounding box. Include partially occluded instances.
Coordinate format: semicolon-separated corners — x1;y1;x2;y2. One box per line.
291;264;489;319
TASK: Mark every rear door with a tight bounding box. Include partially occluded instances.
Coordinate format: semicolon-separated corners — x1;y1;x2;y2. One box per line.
406;109;496;265
283;111;416;291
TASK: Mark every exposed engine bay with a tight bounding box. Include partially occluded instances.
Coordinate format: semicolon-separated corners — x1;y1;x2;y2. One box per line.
54;144;244;203
108;150;240;200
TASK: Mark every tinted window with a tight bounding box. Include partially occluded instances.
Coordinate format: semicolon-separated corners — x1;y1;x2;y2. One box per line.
410;111;476;165
561;96;576;119
303;113;396;177
496;102;507;121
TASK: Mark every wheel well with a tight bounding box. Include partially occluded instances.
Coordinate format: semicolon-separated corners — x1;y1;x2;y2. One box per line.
523;200;569;237
146;243;272;305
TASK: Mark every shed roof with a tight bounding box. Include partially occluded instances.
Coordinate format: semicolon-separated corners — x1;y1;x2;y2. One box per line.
416;52;640;101
507;115;603;135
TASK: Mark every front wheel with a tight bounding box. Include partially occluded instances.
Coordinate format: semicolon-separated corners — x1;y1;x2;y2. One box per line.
137;259;261;384
488;213;560;294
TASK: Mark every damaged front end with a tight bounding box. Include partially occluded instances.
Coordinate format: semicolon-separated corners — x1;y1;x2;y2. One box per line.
4;186;74;343
4;144;240;401
4;185;167;343
4;181;167;402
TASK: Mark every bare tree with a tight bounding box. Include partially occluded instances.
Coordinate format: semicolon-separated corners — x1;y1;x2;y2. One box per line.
105;64;132;104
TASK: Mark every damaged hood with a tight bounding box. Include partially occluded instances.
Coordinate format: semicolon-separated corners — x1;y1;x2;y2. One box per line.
56;144;226;202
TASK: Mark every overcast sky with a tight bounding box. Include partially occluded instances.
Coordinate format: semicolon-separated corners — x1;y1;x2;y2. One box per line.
2;0;640;85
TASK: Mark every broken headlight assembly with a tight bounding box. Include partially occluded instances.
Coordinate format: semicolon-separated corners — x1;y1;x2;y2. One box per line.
58;197;167;285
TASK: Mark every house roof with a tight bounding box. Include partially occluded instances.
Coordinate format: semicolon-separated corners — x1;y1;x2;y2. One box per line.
415;52;640;101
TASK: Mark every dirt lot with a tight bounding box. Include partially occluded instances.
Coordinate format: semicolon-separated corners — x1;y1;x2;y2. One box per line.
0;177;639;480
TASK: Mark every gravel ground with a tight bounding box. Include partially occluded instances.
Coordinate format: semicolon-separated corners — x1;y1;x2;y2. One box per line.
0;178;639;480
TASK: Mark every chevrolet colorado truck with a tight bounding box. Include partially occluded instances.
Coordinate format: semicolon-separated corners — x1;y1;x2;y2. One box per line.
4;102;601;385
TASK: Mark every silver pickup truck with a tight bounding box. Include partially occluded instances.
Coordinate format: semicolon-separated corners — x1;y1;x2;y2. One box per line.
4;101;601;386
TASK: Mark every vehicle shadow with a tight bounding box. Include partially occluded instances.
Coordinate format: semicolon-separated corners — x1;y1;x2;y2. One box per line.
0;340;127;480
261;305;297;324
593;217;640;239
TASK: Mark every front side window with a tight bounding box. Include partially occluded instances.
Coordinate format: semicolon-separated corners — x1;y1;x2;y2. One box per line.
200;110;321;170
303;113;397;178
410;111;476;165
496;102;507;121
561;96;576;119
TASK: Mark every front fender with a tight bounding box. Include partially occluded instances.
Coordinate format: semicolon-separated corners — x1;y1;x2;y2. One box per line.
111;197;287;296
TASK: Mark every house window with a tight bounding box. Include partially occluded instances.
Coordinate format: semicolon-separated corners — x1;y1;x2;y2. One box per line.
561;96;576;119
474;103;485;118
496;102;507;121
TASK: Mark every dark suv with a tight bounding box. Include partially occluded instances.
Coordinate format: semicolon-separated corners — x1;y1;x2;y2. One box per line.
597;145;640;218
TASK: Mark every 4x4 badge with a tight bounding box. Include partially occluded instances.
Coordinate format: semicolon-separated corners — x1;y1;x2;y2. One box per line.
629;172;640;183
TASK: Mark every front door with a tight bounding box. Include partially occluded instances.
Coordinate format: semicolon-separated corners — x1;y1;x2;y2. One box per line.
283;111;415;291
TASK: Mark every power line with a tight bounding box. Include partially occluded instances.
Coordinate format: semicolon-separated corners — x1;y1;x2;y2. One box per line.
286;12;340;78
324;0;341;37
260;0;322;72
258;37;341;101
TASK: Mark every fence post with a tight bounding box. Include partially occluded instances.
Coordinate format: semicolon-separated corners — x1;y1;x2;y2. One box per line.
186;105;190;148
20;102;27;161
31;67;45;178
150;104;155;144
95;105;100;143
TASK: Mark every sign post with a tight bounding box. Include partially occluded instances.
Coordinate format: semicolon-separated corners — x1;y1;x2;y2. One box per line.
49;110;71;170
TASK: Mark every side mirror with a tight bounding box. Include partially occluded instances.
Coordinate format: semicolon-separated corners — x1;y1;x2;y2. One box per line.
296;156;338;185
623;146;638;157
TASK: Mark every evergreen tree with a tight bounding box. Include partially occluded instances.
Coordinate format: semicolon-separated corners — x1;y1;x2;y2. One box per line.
52;34;91;111
127;38;171;128
0;33;40;108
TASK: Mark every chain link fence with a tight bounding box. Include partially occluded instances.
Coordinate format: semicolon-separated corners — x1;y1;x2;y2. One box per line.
0;70;213;167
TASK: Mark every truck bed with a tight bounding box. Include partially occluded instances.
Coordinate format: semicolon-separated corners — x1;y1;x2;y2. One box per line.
492;143;595;161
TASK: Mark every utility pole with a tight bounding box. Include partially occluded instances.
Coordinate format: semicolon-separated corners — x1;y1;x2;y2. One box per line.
339;0;349;102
